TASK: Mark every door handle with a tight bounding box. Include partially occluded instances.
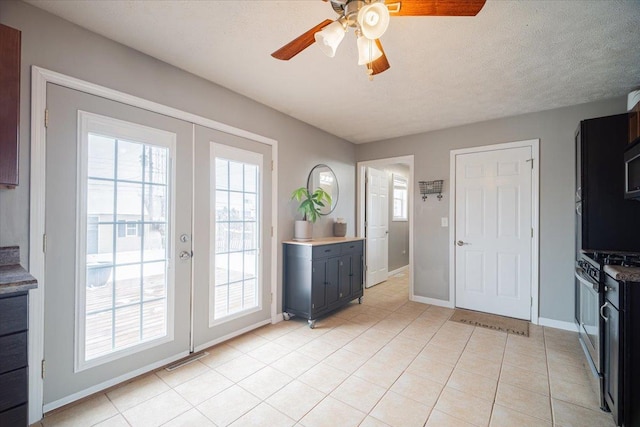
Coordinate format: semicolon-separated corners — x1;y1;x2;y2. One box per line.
456;240;468;246
600;302;609;322
179;251;192;261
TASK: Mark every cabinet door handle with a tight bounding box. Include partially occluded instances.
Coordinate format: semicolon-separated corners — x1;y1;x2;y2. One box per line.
325;249;331;253
600;302;610;322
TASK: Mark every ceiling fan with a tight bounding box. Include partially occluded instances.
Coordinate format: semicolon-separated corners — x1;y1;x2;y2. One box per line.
271;0;487;78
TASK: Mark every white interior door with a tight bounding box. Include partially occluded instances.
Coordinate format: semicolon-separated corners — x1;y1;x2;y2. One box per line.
191;125;273;350
454;146;533;320
43;84;193;408
365;167;389;287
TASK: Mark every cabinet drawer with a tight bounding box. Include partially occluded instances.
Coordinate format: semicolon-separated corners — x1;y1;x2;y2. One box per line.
0;403;27;426
341;240;363;254
0;368;27;412
0;294;28;336
0;332;27;374
312;244;341;258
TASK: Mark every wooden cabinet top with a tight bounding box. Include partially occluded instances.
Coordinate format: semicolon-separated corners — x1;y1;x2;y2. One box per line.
283;236;365;246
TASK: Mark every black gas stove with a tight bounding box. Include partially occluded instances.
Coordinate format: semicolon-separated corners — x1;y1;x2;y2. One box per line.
576;250;640;413
582;251;640;268
579;251;640;286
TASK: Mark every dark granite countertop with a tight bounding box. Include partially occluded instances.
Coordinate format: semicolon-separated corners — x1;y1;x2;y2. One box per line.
604;265;640;282
0;246;38;295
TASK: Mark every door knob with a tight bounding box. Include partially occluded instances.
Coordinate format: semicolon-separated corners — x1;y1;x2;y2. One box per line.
179;251;192;260
456;240;467;246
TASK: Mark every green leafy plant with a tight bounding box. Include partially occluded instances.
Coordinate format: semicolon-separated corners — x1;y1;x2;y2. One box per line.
291;187;332;223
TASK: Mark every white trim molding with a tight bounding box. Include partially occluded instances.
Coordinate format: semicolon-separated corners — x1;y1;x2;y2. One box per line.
448;139;541;324
538;317;579;332
356;156;415;299
410;294;455;308
43;350;190;413
193;319;271;353
29;66;279;424
388;265;409;277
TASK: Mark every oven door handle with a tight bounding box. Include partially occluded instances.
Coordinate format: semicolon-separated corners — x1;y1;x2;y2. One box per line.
575;267;599;292
600;302;610;322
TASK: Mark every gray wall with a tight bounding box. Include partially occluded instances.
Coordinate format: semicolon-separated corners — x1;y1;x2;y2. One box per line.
386;164;410;272
356;98;626;323
0;1;356;312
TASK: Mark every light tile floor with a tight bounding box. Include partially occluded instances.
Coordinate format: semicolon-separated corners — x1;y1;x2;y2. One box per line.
37;273;616;427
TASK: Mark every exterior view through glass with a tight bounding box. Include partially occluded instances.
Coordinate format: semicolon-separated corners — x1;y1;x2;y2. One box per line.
214;157;259;320
85;134;170;360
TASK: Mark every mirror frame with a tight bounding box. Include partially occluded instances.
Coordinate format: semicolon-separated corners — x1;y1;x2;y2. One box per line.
306;164;339;216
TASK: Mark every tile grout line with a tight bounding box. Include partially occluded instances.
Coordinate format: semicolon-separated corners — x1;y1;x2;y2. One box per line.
378;309;476;426
487;326;509;426
543;327;558;426
295;297;438;425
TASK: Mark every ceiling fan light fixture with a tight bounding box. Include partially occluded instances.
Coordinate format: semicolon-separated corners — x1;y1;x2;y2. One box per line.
314;20;346;58
357;35;383;65
357;1;390;40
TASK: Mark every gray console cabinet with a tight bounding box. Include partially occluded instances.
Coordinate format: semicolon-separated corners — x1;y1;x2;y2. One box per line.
283;238;364;328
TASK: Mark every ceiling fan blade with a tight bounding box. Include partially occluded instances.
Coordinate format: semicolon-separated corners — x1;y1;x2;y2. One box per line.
271;19;333;60
387;0;486;16
369;39;390;75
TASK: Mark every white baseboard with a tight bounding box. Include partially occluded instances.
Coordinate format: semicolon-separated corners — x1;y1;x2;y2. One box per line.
43;317;273;415
43;350;190;413
410;294;454;308
193;319;271;353
538;317;578;332
388;266;409;277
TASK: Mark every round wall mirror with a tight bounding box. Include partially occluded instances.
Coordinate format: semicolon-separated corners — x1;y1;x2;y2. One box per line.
307;164;339;215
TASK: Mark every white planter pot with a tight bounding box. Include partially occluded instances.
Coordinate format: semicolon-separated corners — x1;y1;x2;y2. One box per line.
294;220;313;241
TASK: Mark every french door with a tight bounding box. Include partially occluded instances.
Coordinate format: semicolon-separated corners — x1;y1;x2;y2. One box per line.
192;125;272;349
43;83;272;409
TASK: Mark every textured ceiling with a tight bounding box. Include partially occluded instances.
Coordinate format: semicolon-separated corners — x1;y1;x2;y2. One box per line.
26;0;640;144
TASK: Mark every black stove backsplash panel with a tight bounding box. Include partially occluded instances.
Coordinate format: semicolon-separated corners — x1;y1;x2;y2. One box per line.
577;114;640;253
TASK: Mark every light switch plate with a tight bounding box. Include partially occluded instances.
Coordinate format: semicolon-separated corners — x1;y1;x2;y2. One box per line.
441;217;448;227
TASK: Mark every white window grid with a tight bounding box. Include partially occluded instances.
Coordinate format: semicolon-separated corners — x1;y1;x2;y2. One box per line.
393;174;408;221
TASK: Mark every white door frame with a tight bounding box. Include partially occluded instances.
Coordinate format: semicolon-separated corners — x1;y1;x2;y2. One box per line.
28;66;279;423
449;139;540;324
356;156;414;297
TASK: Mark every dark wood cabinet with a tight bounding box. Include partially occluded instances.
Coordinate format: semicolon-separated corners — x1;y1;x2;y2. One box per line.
603;296;620;425
0;292;29;426
629;101;640;145
0;24;21;188
602;273;640;426
576;114;640;252
283;238;364;328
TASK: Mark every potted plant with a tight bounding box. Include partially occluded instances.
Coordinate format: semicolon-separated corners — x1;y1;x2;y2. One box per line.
291;187;332;241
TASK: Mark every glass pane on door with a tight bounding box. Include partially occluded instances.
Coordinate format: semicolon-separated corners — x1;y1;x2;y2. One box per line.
212;156;260;321
81;129;172;366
